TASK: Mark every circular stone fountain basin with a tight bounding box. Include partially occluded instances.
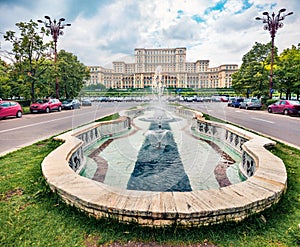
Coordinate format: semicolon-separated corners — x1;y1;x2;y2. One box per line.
41;106;287;226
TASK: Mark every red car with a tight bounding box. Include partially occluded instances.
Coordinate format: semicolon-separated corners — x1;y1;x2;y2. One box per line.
0;100;23;119
30;98;62;113
267;100;300;115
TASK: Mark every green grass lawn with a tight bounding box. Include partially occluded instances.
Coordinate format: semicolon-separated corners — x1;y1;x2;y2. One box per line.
0;138;299;247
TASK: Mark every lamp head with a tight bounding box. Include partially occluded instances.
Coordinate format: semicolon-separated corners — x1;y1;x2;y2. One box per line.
263;12;269;15
44;16;51;20
279;8;286;13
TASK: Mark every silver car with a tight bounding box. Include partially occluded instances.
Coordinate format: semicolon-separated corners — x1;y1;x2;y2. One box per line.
239;98;262;110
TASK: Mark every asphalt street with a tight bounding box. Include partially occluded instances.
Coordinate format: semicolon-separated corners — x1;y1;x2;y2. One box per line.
0;102;138;156
0;101;299;156
182;101;300;149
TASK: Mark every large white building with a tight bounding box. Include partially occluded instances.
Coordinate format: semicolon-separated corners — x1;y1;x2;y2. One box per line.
87;47;238;89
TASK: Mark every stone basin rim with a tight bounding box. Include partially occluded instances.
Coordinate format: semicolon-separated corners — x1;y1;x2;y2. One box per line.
41;106;287;226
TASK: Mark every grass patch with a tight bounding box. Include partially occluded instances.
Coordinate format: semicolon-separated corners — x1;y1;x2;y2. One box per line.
0;138;299;246
96;113;120;122
202;113;227;123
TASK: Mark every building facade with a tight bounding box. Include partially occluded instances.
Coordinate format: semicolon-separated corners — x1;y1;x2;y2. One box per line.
87;47;238;89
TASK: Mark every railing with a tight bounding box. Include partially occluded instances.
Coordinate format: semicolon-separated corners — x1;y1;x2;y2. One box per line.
68;116;131;172
41;106;287;226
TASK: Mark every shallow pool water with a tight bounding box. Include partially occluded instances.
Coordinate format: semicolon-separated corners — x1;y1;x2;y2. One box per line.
81;109;242;191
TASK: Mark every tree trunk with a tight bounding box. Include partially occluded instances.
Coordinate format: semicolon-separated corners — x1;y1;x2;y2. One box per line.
31;82;34;103
286;88;291;100
64;84;69;99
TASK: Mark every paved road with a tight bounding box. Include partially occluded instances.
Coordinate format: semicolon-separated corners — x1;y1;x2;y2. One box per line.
182;101;300;149
0;102;138;156
1;101;299;156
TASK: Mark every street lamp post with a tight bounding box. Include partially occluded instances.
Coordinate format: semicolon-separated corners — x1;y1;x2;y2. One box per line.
38;16;71;99
255;9;293;99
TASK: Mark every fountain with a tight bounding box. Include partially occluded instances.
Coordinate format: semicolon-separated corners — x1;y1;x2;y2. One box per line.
41;66;287;226
81;106;241;192
144;123;169;149
127;109;192;192
152;66;164;101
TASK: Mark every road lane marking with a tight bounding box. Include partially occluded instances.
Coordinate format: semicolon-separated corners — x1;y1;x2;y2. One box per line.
0;115;72;134
251;117;274;124
0;107;110;134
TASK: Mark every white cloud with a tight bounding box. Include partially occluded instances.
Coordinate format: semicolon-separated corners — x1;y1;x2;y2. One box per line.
1;0;299;68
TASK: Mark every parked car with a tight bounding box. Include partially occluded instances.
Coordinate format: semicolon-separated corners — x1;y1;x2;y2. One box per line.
96;97;108;102
194;96;204;102
30;98;62;113
211;96;221;102
239;98;262;110
220;96;229;102
184;96;194;102
62;99;81;110
228;98;244;108
81;99;92;106
0;100;23;119
267;100;300;115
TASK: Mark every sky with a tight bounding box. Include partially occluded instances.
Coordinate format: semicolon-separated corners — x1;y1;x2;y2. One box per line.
0;0;299;68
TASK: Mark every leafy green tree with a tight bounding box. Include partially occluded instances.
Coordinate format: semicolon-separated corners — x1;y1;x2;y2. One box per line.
32;59;55;99
3;20;52;102
0;59;11;99
275;44;300;100
57;50;90;99
232;42;275;98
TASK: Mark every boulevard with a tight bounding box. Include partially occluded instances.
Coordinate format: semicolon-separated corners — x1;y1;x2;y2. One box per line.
0;102;138;156
0;101;299;156
183;101;300;149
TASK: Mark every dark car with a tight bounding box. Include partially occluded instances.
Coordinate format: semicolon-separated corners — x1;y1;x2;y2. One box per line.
239;98;262;110
62;99;81;110
30;98;62;113
184;96;194;102
267;100;300;115
0;100;23;119
81;99;92;106
228;98;244;108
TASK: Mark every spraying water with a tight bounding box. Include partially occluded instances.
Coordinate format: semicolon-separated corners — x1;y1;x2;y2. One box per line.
152;66;164;101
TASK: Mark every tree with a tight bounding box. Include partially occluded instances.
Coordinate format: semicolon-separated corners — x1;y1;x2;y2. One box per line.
3;20;52;102
275;44;300;100
232;42;275;98
57;50;90;99
0;59;11;99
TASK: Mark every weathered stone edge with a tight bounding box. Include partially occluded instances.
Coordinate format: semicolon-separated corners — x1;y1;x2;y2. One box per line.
41;108;287;226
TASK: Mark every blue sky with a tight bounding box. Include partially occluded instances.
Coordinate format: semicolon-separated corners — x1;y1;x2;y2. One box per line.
0;0;299;67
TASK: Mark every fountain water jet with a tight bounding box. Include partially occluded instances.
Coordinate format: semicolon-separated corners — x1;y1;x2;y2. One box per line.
152;66;164;102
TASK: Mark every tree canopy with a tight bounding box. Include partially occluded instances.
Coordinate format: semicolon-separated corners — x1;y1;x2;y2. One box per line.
0;20;89;102
275;44;300;99
58;50;90;99
232;42;300;100
231;42;273;99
